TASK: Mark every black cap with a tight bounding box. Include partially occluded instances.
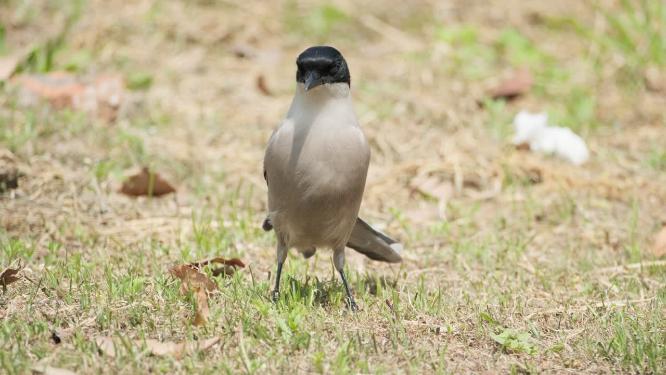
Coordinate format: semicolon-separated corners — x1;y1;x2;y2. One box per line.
296;46;350;90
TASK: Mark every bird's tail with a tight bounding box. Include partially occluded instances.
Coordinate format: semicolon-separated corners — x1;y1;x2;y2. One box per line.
346;217;403;263
262;216;403;263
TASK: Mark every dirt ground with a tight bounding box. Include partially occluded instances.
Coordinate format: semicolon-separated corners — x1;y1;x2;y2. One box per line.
1;0;665;373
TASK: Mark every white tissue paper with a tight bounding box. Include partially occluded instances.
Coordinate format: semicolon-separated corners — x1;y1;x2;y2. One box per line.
512;111;589;165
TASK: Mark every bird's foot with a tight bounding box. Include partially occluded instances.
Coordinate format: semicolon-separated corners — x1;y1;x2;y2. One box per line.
346;297;359;312
271;289;280;303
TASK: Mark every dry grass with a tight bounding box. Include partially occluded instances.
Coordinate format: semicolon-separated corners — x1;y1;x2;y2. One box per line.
1;0;665;373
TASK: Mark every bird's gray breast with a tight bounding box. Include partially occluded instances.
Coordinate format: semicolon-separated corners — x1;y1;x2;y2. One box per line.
264;111;370;249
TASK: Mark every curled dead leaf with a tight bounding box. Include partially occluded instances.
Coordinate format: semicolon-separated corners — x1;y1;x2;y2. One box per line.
168;258;244;325
192;287;210;326
489;69;533;101
190;256;245;278
11;73;124;121
169;264;218;326
120;167;176;197
188;257;246;270
169;265;218;293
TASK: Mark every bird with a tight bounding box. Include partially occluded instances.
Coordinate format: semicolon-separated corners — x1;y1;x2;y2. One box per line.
262;46;403;310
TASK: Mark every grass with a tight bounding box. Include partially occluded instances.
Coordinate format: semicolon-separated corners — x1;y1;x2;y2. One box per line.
2;0;666;373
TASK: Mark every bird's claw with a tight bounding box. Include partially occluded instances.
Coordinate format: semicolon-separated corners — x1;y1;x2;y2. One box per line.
346;297;359;312
271;289;280;303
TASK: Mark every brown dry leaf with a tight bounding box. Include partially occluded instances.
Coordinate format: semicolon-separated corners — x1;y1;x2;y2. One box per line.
31;365;77;375
189;257;246;269
256;74;272;96
11;73;124;121
515;142;531;151
188;257;245;278
169;265;218;292
95;336;220;359
12;73;85;109
0;54;22;81
192;287;210;326
211;265;240;277
1;266;21;291
651;226;666;258
169;264;218;326
489;69;533;101
120;167;176;197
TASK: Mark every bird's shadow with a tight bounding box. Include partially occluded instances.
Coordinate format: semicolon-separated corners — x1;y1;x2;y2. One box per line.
279;273;399;307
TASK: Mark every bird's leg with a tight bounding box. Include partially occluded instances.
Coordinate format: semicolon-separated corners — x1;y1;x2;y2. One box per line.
334;248;358;311
272;239;288;302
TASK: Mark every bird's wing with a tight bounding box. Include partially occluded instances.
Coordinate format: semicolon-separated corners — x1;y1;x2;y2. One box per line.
346;217;403;263
262;127;281;231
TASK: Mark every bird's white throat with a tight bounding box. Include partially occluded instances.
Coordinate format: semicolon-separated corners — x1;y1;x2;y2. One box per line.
297;82;350;100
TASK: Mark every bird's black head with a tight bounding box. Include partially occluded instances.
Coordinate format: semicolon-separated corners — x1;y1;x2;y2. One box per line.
296;46;350;91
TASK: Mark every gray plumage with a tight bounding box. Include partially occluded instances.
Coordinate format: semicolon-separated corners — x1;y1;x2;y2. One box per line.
263;46;402;309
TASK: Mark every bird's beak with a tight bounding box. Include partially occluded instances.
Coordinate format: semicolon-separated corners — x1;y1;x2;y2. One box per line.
304;71;323;91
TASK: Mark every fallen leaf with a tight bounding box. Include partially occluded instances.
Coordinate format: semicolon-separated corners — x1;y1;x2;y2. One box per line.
12;73;85;109
31;365;77;375
189;256;246;277
1;266;21;291
188;257;246;270
169;265;218;293
489;69;533;101
256;74;272;96
0;53;22;81
95;336;220;359
192;287;210;326
11;73;124;121
120;167;176;197
210;265;240;277
515;142;531;151
169;264;217;326
652;226;666;258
